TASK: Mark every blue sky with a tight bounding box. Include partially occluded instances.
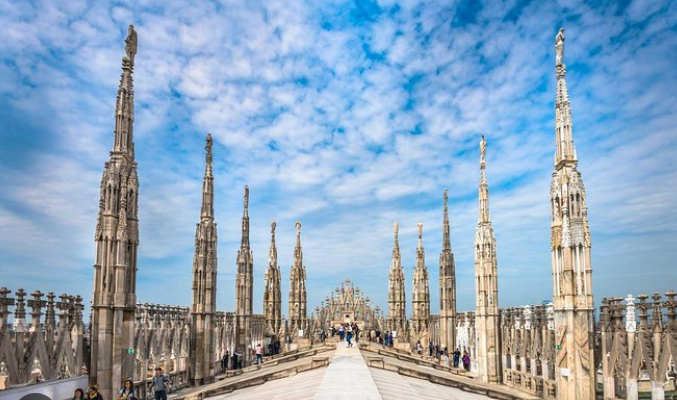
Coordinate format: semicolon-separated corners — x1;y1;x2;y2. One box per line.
0;0;676;317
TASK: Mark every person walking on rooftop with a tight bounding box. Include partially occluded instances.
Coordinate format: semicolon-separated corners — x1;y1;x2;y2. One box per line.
453;348;461;368
255;343;263;364
151;367;171;400
339;324;345;341
346;325;353;347
462;350;470;371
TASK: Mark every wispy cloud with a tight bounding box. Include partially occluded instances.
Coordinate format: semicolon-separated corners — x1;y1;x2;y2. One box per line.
0;0;675;315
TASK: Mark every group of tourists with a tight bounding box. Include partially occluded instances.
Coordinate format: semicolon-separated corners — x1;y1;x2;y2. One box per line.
327;322;361;347
413;340;471;371
70;367;172;400
219;342;273;372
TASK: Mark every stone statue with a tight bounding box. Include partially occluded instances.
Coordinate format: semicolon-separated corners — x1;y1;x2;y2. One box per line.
480;135;486;166
417;222;423;239
205;133;212;163
125;24;137;65
244;185;249;209
296;220;301;234
271;220;276;233
555;28;565;66
393;220;398;235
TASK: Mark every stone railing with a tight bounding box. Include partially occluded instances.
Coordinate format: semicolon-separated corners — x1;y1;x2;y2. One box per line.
500;304;556;400
0;287;87;390
597;291;677;400
132;303;191;399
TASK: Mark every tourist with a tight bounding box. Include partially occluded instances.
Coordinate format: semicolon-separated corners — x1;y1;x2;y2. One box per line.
428;341;434;357
388;331;393;347
453;348;461;368
72;388;85;400
415;340;422;355
339;324;345;341
87;385;103;400
231;351;238;370
346;325;353;347
353;323;360;342
462;351;470;371
320;329;327;343
223;351;229;371
117;379;138;400
151;367;171;400
255;343;263;364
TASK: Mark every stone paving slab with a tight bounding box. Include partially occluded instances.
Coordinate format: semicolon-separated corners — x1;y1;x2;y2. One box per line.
314;341;383;400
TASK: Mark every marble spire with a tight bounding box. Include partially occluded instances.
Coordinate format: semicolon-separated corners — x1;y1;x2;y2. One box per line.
411;222;430;335
289;220;307;333
549;28;595;400
235;185;254;360
90;25;139;400
474;135;501;383
190;133;218;385
387;221;407;335
263;221;282;335
439;190;457;351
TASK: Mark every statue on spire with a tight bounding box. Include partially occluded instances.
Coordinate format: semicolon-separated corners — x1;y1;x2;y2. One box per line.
417;222;423;241
480;135;487;168
296;220;302;236
125;24;138;65
205;133;213;164
244;185;249;209
271;220;276;234
393;220;399;236
555;28;565;66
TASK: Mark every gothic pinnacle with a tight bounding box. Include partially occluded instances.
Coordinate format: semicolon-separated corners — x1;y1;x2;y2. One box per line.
479;135;491;225
443;190;451;251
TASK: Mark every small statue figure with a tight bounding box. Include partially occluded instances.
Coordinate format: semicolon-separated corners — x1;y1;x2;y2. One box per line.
480;135;486;166
555;28;565;66
296;220;301;234
271;220;276;233
205;133;213;163
125;24;138;64
244;185;249;209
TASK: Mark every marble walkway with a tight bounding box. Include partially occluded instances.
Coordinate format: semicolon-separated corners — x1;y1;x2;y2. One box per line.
314;341;383;400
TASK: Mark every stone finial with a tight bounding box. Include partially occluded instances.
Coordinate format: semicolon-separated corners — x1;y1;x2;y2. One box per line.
651;293;663;330
664;290;676;331
417;222;423;249
0;288;13;333
637;294;649;330
28;290;45;332
45;292;56;330
244;185;249;209
546;302;554;330
625;294;637;333
57;294;71;329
